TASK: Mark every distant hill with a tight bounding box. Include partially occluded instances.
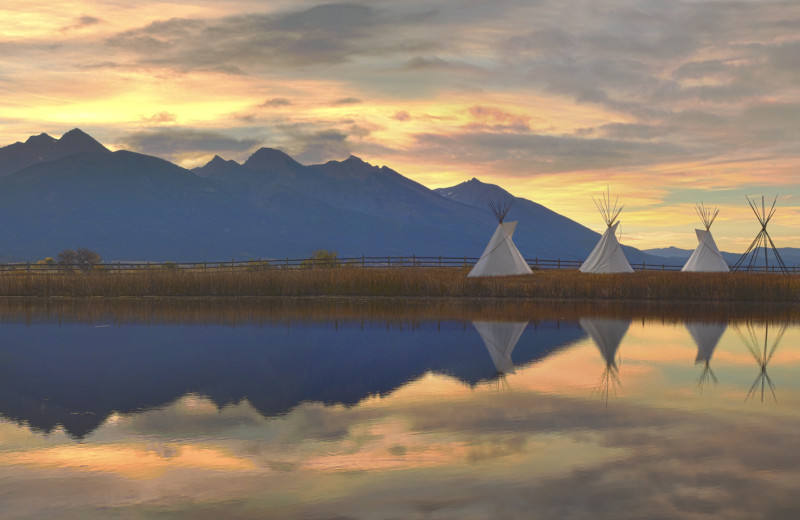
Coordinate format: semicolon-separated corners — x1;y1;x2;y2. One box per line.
0;128;667;263
642;245;800;268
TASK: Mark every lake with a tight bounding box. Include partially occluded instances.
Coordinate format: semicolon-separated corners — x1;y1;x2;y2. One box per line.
1;299;799;519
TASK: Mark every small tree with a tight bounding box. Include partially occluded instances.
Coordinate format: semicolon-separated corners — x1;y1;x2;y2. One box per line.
76;247;102;269
57;249;78;269
57;247;102;271
301;249;339;268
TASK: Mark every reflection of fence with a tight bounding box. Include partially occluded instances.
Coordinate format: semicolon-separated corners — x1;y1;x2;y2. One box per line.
0;257;794;274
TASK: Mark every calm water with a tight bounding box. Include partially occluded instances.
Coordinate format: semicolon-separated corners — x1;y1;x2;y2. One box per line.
1;301;800;519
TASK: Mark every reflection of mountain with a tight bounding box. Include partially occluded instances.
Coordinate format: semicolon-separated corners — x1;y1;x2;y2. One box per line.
0;319;585;439
686;322;726;389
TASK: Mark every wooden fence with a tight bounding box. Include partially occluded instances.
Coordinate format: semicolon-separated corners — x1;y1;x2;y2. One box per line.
0;256;794;274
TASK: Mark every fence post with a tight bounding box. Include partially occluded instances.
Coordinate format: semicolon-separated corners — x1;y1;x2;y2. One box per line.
27;262;30;274
388;255;391;266
464;256;467;267
286;257;289;269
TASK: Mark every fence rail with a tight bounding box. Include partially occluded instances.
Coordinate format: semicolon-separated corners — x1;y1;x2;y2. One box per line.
0;256;796;274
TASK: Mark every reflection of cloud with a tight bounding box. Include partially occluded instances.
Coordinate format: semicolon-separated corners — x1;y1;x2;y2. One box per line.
2;444;255;479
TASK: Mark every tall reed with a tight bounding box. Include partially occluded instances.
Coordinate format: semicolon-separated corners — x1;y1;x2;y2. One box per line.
1;268;800;302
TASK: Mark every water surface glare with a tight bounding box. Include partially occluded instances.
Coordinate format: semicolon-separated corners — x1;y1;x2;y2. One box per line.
1;302;800;519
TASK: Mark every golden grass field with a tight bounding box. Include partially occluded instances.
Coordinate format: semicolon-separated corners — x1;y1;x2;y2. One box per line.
0;267;799;304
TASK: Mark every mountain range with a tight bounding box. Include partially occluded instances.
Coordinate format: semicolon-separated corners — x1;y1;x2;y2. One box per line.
0;128;751;264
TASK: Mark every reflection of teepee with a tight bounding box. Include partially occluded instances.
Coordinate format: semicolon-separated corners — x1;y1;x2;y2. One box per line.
580;318;630;403
736;322;785;402
731;195;788;274
468;200;532;278
473;321;528;375
579;188;634;274
686;321;727;390
682;203;729;273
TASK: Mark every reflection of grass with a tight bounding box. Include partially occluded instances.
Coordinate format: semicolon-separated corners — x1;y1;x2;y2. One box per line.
0;293;796;326
3;268;800;301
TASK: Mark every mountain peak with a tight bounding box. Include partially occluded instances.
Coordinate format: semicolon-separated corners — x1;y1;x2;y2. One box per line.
344;155;367;165
25;133;56;146
434;178;516;209
0;129;109;177
208;154;238;166
244;147;303;172
58;128;109;153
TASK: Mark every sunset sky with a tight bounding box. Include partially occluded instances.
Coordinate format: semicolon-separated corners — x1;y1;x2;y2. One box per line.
2;0;800;250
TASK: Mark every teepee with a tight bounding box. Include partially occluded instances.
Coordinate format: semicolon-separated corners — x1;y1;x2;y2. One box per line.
686;321;727;389
468;200;533;278
580;318;630;403
732;195;788;274
473;321;528;374
682;203;729;272
579;188;634;273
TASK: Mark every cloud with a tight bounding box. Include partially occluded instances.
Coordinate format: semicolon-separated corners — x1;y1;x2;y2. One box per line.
410;130;689;173
141;111;177;124
332;97;362;105
282;128;352;165
392;111;411;121
61;15;102;32
261;98;292;107
105;4;439;71
120;128;260;160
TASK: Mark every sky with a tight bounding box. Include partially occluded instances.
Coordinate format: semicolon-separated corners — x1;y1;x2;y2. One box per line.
2;0;800;250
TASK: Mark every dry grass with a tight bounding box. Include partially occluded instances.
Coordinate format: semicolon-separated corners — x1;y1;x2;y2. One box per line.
1;267;800;302
0;268;800;303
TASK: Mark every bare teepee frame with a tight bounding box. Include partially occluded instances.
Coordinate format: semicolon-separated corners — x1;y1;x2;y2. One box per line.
488;199;513;223
732;195;788;274
695;202;719;231
592;187;623;227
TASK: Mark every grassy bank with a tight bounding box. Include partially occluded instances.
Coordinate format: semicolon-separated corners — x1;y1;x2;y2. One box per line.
1;267;800;302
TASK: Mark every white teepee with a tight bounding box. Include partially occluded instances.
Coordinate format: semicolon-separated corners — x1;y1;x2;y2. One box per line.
682;203;729;272
579;189;633;274
473;321;528;374
468;200;532;278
